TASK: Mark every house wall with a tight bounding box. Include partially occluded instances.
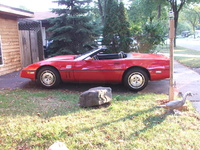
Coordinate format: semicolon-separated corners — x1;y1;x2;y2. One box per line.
0;15;22;76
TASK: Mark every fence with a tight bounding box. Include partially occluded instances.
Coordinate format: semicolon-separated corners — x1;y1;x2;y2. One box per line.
18;19;44;68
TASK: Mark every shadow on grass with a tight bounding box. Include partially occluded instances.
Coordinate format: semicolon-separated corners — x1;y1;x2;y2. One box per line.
79;106;168;137
130;110;168;138
0;77;168;119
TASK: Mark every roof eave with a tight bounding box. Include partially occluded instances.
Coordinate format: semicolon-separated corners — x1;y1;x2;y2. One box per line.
0;4;34;18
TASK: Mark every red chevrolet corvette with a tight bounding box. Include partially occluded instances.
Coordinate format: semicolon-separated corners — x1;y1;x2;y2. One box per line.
20;47;170;91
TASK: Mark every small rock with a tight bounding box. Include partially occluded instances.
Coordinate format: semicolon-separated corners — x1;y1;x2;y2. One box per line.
48;141;69;150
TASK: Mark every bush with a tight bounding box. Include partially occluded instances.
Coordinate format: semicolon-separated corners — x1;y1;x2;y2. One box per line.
134;22;166;53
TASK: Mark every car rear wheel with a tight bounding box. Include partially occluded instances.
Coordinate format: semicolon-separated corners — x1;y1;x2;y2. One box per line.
36;67;61;88
123;68;148;92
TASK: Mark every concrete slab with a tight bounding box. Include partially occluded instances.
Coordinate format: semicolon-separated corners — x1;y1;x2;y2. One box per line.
174;61;200;113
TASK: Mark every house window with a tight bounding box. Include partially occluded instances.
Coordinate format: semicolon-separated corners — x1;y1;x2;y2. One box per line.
0;35;2;65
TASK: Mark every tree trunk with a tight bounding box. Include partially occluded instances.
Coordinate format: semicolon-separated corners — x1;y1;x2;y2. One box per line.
193;26;196;39
97;0;108;25
158;4;161;19
98;0;104;25
167;0;186;47
174;11;178;47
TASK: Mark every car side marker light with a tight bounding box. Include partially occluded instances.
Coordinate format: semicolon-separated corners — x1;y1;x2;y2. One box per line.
156;71;162;73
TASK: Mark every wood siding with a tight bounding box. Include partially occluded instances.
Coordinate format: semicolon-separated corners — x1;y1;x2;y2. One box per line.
0;16;21;76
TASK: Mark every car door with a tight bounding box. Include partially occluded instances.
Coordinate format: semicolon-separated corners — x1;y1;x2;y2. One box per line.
73;59;124;83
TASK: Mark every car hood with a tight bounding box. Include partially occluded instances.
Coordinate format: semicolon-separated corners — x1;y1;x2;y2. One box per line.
44;55;77;61
22;55;77;70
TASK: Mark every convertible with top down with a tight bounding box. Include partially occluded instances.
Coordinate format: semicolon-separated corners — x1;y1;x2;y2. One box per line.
20;47;170;91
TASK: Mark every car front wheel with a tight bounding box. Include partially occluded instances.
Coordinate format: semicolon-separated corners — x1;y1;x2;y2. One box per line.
36;67;61;88
123;69;148;92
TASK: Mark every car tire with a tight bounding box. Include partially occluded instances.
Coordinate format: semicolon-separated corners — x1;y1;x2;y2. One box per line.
36;67;61;88
123;68;148;92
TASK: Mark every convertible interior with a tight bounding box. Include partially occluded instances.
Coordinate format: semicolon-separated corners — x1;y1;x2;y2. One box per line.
93;51;127;60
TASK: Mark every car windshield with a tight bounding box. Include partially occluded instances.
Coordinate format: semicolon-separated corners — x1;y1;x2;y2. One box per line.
74;47;105;60
74;49;95;60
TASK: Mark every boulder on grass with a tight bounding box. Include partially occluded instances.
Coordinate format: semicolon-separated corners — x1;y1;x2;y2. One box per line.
79;87;112;107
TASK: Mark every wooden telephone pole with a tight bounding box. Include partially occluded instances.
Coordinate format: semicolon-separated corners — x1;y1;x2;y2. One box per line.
169;11;175;101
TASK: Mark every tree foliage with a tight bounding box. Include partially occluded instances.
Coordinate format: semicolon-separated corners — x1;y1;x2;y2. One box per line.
128;0;168;24
182;4;200;38
118;2;131;52
102;0;131;52
128;0;168;53
166;0;200;46
96;0;107;25
47;0;100;56
135;23;166;53
45;0;200;55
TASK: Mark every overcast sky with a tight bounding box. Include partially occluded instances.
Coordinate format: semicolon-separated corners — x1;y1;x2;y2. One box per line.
0;0;58;12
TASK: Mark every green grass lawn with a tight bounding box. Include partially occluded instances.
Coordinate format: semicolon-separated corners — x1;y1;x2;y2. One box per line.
157;45;200;68
0;89;200;150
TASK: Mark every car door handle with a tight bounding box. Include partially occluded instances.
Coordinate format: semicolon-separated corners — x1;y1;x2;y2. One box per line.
114;62;120;65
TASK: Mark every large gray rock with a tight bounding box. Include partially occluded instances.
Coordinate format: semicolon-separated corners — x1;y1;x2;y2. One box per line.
79;87;112;107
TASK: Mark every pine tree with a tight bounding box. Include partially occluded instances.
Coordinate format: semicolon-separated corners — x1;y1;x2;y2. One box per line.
47;0;99;55
102;0;131;53
103;0;120;52
118;2;131;52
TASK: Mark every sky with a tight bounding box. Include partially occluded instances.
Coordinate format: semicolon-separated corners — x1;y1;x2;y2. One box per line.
0;0;58;12
0;0;132;12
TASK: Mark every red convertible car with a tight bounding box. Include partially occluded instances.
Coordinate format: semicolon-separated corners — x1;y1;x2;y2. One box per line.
20;47;170;91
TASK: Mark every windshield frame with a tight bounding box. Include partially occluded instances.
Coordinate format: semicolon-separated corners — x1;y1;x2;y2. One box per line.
74;47;106;61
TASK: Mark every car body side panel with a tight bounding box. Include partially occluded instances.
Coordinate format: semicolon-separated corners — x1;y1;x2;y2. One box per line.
73;59;125;82
116;58;169;80
146;59;170;80
20;59;76;81
149;69;169;80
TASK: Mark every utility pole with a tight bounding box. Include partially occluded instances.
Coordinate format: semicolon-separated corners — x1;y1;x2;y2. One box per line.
169;11;175;101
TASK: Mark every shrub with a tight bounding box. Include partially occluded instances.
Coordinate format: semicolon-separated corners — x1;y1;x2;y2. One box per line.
134;22;166;53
